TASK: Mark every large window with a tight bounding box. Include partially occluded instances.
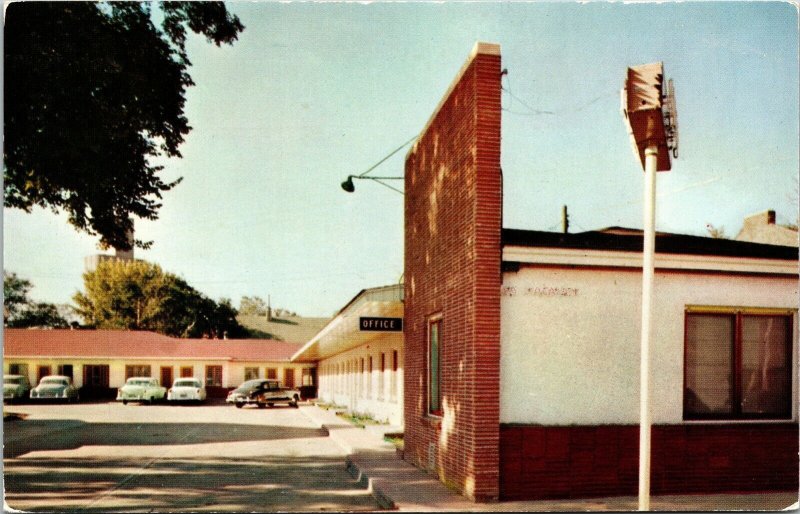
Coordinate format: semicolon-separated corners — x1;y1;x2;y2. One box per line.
685;310;792;420
266;367;277;380
125;365;151;379
428;318;442;416
244;367;259;380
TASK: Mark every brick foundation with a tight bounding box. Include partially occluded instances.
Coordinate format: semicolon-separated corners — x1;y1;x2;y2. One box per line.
403;42;503;501
500;423;799;500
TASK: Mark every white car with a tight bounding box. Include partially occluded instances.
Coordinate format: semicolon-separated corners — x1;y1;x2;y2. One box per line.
167;378;206;403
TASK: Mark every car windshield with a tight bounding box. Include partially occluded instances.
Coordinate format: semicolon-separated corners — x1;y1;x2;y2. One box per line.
127;379;152;386
236;379;265;392
174;380;200;388
41;378;67;386
5;377;21;384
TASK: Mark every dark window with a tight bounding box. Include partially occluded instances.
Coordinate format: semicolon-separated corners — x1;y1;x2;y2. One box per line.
125;365;151;379
58;364;73;380
160;367;173;388
685;311;792;420
266;367;277;379
205;365;223;387
180;366;194;378
9;363;28;376
244;367;259;380
428;318;442;416
37;365;52;383
83;365;109;388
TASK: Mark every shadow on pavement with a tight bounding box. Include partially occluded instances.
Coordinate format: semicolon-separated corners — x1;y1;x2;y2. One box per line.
4;455;380;512
4;419;327;458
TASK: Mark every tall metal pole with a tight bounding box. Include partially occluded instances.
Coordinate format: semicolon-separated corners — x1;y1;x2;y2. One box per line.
638;144;658;511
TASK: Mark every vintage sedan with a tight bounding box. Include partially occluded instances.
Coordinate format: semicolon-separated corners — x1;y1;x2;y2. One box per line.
30;375;80;402
4;374;31;402
167;378;206;403
117;377;167;405
226;379;301;408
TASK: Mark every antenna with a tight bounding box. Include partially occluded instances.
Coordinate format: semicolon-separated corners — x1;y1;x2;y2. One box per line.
662;78;679;159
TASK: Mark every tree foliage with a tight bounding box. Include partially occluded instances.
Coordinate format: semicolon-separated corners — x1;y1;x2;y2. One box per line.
239;296;268;316
4;2;244;250
73;260;248;338
3;271;69;328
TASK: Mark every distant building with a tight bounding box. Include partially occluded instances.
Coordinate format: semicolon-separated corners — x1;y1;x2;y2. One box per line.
3;329;316;399
735;209;798;247
84;226;136;272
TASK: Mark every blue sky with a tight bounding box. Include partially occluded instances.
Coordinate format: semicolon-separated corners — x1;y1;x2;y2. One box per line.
3;2;798;318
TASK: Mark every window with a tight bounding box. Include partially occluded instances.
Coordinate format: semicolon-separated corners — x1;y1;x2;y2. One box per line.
685;311;792;420
244;367;259;380
428;318;442;416
391;350;399;401
9;363;28;377
284;368;295;388
180;366;194;378
205;365;223;387
58;364;73;380
266;367;277;380
37;365;52;383
125;365;151;379
302;368;313;386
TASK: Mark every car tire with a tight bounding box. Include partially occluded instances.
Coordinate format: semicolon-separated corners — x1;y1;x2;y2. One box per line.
122;400;128;405
235;402;244;409
257;403;266;409
267;402;274;408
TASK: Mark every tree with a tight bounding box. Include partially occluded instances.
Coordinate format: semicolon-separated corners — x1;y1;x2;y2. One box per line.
4;2;244;250
705;223;727;239
73;259;249;338
239;296;268;316
4;271;69;328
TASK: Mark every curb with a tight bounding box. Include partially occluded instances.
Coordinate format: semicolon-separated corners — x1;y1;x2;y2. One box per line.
346;456;397;511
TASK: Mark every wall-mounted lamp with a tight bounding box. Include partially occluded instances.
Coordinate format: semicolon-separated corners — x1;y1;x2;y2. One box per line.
341;175;404;194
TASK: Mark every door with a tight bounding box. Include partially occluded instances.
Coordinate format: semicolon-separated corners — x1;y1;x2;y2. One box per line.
160;367;173;388
82;365;111;399
37;365;51;384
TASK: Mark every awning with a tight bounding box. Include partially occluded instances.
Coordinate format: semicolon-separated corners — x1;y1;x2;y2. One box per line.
291;284;404;362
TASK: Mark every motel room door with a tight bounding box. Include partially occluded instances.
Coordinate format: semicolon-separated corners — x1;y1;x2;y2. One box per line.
82;365;111;399
160;367;174;389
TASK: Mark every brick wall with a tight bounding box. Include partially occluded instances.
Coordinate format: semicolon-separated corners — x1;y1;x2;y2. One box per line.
500;423;799;500
403;42;503;501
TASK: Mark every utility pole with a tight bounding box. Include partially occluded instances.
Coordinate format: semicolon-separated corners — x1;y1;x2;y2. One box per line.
561;205;569;234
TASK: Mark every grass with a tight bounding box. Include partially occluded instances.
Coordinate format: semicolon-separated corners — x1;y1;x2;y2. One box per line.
335;411;381;429
384;435;404;451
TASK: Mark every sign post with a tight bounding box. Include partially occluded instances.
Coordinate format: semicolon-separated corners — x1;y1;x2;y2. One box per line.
621;62;678;511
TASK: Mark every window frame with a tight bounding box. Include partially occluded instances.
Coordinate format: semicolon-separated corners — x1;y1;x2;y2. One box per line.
205;365;223;387
428;316;443;417
684;308;794;421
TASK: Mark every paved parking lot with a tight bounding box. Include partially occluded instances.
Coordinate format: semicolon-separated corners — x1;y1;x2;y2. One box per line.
3;400;380;512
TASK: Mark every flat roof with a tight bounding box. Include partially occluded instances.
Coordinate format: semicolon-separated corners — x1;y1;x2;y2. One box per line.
502;227;798;261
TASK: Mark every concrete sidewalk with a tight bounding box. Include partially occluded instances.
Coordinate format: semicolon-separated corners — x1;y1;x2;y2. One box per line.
299;405;799;512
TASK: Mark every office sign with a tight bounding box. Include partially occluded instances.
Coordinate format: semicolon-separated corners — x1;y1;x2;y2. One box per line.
359;317;403;332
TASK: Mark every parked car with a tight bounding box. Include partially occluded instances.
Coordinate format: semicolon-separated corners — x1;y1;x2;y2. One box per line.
4;374;31;402
30;375;80;402
117;377;167;405
226;379;301;408
167;378;206;403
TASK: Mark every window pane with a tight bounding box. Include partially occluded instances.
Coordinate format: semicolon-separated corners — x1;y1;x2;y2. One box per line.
429;321;440;413
741;315;791;417
685;314;734;416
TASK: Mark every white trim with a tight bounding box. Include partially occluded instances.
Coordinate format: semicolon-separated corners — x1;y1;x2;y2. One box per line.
503;245;798;275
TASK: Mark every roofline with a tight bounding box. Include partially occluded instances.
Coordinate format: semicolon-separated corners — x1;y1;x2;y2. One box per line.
502;227;799;261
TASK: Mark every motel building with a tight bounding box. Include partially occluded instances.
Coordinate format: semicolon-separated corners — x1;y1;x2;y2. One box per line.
400;42;799;502
3;329;316;399
291;284;404;426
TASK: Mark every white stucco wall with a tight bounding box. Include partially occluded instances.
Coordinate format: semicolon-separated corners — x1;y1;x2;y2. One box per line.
500;265;798;425
316;335;404;426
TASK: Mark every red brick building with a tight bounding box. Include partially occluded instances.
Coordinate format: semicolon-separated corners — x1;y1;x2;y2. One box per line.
403;42;798;502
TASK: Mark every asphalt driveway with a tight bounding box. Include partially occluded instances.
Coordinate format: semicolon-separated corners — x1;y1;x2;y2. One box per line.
3;400;380;512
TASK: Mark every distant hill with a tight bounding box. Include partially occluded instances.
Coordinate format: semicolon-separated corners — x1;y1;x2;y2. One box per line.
237;314;330;344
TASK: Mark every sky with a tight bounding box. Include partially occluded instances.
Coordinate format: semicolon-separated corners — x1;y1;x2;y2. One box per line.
3;2;798;318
